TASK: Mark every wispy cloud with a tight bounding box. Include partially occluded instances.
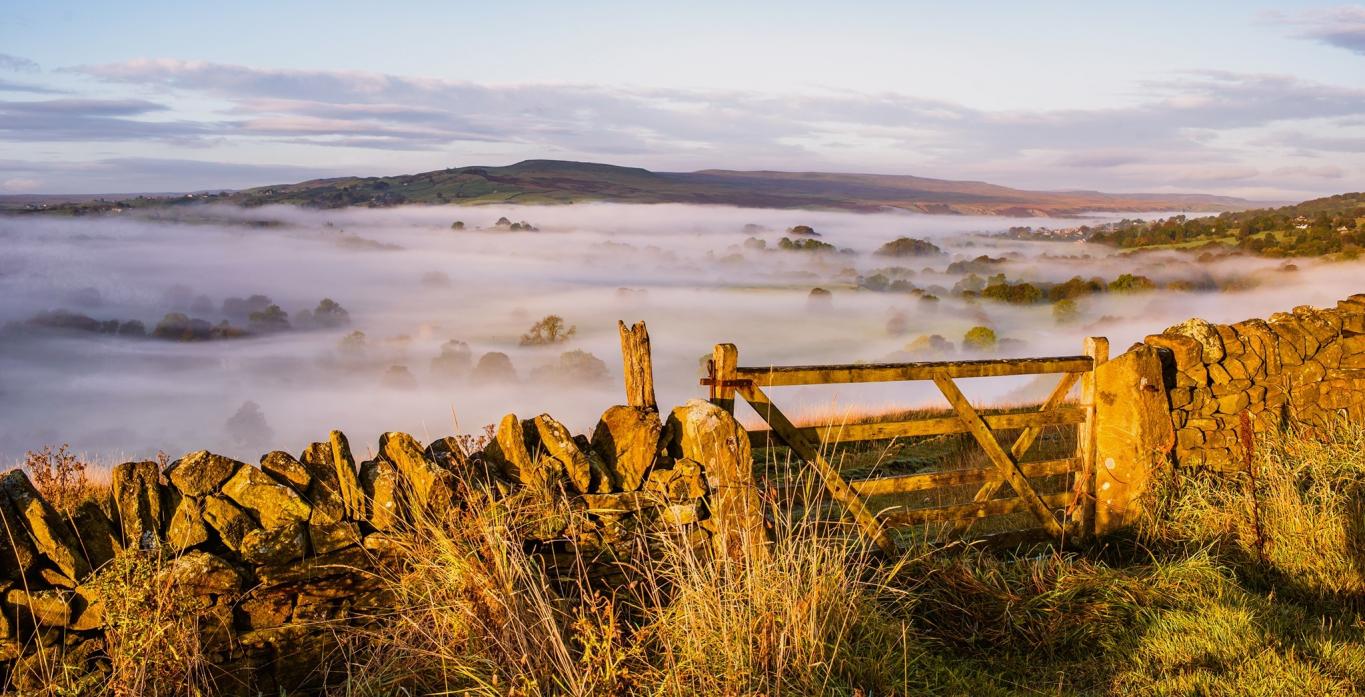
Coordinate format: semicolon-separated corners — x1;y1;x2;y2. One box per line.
1273;5;1365;56
0;97;210;142
0;53;39;72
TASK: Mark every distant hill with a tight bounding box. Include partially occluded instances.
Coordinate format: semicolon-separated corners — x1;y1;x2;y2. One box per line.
219;159;1252;217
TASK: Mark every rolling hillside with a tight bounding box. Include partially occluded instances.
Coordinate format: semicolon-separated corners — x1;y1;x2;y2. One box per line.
223;159;1252;216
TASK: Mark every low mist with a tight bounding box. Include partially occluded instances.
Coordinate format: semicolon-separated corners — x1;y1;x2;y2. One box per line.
1;202;1359;464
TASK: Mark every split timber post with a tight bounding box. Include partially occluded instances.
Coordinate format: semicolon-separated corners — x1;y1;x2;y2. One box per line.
618;320;657;411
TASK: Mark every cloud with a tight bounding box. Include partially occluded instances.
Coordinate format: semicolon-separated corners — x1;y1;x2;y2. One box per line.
0;58;1351;196
0;53;39;72
0;97;209;142
1277;6;1365;55
1271;164;1345;179
0;78;64;94
0;157;345;194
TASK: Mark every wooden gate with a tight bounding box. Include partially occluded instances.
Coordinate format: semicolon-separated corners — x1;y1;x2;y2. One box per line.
702;338;1109;553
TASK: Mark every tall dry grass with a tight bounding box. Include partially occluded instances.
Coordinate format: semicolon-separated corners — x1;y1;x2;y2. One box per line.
13;420;1365;695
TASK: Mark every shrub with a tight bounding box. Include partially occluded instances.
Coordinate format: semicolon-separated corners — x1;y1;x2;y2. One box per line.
962;325;998;351
23;444;94;514
1053;298;1081;324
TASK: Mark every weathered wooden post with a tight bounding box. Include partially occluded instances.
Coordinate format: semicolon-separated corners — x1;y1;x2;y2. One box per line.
709;343;739;414
1072;337;1108;539
617;320;657;412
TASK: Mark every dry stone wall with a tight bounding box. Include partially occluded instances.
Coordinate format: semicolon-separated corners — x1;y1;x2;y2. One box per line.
1143;293;1365;469
0;399;762;694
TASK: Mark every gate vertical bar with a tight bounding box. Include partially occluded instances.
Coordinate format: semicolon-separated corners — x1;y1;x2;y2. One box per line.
1073;336;1109;539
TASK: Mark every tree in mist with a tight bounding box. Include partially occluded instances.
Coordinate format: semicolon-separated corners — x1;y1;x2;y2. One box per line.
963;326;998;352
875;237;943;257
519;315;576;346
807;287;833;310
225;401;274;450
786;224;819;236
471;352;518;385
381;365;419;390
450;221;465;230
431;340;472;382
247;305;291;333
906;334;955;359
153;312;213;341
299;298;350;329
530;349;609;385
1053;298;1081;325
1108;274;1157;294
223;294;274;320
885;311;910;336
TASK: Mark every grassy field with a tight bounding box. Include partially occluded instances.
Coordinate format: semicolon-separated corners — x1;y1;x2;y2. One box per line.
13;421;1365;695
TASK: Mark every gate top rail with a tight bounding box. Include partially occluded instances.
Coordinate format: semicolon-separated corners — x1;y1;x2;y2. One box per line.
724;355;1094;387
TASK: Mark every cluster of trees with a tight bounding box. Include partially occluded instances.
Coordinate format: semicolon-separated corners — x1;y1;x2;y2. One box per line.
494;217;539;232
8;296;352;343
966;273;1159;307
776;237;837;252
875;237;944;258
1089;193;1365;257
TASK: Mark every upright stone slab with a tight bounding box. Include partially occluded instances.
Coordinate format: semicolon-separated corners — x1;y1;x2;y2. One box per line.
667;399;767;559
591;405;663;491
1093;345;1176;535
69;499;121;571
109;460;165;549
379;432;455;514
0;492;40;582
330;431;366;520
531;415;593;494
299;441;346;525
0;470;90;580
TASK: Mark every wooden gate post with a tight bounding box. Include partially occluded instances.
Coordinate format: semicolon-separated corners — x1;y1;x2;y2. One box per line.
1072;336;1109;539
710;343;739;414
618;320;657;411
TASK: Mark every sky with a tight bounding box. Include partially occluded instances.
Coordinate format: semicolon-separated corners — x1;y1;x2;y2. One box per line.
1;0;1363;199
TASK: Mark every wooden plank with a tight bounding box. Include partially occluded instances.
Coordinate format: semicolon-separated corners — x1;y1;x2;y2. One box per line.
746;405;1085;447
850;458;1078;497
617;321;657;411
932;374;1065;537
740;384;896;553
1071;337;1109;539
710;344;739;415
880;491;1074;527
960;372;1082;508
736;356;1094;386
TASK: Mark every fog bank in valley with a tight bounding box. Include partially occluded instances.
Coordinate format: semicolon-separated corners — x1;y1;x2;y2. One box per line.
1;202;1359;465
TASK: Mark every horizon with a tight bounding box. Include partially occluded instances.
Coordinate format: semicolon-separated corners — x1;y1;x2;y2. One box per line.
2;1;1364;199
